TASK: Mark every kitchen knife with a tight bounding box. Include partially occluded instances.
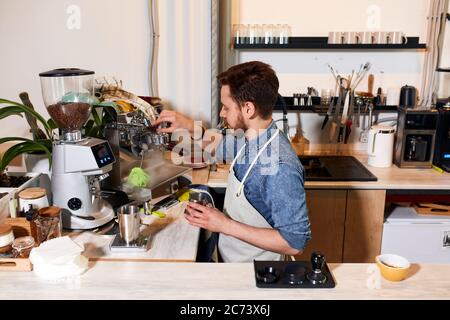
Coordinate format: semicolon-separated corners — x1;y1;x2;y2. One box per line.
344;119;352;144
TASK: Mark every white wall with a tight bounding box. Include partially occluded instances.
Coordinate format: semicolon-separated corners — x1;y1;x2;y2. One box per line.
0;0;212;139
157;0;212;126
0;0;151;138
234;0;450;147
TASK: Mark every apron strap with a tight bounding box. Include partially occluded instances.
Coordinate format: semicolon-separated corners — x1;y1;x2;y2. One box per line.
236;130;280;197
229;140;247;173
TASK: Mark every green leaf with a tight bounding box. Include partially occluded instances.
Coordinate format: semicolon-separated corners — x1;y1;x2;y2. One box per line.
0;99;52;138
91;107;101;126
47;118;58;130
0;106;25;120
0;138;52;172
84;119;94;130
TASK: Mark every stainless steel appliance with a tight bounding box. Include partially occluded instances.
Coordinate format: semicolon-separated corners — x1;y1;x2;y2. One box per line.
39;68;116;230
394;106;438;168
103;106;192;200
433;105;450;172
399;85;417;108
109;203;149;252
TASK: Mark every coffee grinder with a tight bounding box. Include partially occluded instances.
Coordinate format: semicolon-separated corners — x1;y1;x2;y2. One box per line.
39;68;116;229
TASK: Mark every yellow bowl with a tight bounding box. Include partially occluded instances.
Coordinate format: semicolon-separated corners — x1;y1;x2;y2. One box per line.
375;254;411;282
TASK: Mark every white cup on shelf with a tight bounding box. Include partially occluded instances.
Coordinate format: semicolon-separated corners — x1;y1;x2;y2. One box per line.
373;31;389;44
328;31;345;44
343;32;360;44
360;31;374;44
388;31;408;44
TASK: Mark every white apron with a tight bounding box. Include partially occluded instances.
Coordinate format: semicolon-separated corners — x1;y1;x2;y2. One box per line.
218;129;284;262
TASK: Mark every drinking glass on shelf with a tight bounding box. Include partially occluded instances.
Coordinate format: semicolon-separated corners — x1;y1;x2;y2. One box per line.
232;24;249;45
273;24;282;44
241;24;249;44
248;24;257;45
280;24;291;45
255;24;264;44
321;89;333;106
262;24;273;44
232;24;240;45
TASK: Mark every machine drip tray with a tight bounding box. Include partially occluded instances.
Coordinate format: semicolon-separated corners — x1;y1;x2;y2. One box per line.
110;234;151;252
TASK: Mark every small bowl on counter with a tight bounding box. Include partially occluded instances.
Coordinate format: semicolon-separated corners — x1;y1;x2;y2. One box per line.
376;254;411;282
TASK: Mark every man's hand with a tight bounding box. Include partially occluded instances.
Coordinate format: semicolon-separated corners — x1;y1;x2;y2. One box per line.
184;202;231;234
154;110;195;134
185;202;301;256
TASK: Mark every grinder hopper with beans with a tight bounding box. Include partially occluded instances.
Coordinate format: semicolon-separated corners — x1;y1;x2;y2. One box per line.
39;68;117;230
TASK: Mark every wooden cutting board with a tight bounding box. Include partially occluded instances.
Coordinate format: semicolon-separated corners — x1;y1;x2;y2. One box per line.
413;202;450;216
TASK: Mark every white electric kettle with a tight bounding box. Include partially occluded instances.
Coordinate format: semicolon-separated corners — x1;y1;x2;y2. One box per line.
367;125;396;168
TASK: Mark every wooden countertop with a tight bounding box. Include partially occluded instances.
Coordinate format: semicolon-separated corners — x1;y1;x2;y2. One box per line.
204;147;450;190
67;201;200;262
0;262;449;300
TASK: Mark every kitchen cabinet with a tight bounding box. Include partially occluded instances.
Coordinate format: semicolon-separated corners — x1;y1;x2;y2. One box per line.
296;190;347;263
342;190;386;262
295;189;386;263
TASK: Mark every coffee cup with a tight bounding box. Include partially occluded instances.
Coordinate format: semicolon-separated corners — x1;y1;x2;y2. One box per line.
388;31;408;44
373;31;389;44
343;31;360;44
360;31;374;44
328;31;345;44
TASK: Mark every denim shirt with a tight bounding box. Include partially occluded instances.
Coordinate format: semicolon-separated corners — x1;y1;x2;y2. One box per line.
215;121;311;250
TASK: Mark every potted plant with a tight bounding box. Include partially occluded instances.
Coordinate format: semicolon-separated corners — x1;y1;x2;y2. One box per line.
0;93;54;186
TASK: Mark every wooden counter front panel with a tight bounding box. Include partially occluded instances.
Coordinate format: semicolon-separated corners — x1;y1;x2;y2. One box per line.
343;190;386;263
295;190;347;263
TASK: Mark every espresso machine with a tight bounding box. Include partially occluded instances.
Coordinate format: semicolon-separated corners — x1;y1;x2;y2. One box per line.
394;106;438;168
433;104;450;172
103;109;192;200
39;68;116;229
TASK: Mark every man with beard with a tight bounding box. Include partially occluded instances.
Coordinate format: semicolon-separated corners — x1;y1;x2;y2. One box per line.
154;61;311;262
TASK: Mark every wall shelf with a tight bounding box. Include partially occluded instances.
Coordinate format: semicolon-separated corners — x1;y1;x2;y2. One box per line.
233;37;426;50
274;96;399;114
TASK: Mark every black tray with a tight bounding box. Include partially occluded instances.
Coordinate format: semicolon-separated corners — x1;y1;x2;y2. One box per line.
254;260;336;289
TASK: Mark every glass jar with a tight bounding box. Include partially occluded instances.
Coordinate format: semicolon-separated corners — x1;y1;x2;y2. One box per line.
12;236;35;258
35;206;62;244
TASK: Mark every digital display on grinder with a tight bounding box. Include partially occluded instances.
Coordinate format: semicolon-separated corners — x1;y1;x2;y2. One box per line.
91;142;115;168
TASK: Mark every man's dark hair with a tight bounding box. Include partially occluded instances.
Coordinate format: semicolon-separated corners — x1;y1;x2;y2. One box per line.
217;61;279;119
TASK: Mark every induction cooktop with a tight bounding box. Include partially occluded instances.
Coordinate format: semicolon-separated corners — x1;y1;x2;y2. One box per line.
299;156;378;182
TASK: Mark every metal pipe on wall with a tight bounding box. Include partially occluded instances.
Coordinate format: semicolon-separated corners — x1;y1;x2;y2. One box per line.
148;0;160;97
419;0;449;109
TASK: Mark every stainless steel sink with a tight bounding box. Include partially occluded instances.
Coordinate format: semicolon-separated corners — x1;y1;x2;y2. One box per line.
299;156;377;182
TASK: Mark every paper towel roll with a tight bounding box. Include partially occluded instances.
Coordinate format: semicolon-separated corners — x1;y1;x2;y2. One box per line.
386;88;401;106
